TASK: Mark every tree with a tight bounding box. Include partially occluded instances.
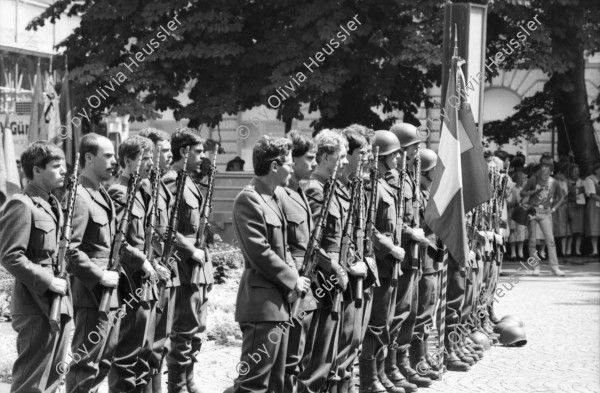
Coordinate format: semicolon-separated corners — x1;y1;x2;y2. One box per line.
483;0;600;173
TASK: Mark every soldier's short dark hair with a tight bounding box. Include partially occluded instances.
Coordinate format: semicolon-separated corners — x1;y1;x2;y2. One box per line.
138;128;170;145
79;133;105;168
171;128;203;162
253;137;291;176
342;128;369;155
21;141;65;180
288;130;315;158
345;124;374;144
118;136;154;168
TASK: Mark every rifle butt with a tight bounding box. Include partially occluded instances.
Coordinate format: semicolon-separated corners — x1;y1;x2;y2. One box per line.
331;291;342;321
391;262;399;287
98;287;113;317
49;294;62;332
355;278;363;308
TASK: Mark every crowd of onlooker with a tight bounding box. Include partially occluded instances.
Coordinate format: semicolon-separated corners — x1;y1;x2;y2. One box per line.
485;150;600;272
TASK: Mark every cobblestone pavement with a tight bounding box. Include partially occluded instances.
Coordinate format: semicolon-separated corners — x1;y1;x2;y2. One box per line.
1;262;598;393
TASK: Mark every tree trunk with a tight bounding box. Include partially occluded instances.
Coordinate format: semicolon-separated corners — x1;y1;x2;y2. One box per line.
552;5;600;175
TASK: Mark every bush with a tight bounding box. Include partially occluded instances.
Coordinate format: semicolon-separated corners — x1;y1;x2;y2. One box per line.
209;237;244;284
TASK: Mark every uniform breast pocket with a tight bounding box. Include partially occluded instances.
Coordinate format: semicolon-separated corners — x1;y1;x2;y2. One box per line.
285;211;307;245
264;212;283;249
130;205;145;238
32;219;56;251
380;193;396;229
325;206;341;234
181;197;200;234
89;213;110;244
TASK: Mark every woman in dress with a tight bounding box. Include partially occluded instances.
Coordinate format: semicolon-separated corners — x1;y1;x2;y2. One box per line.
584;163;600;256
552;165;570;255
566;164;586;256
508;168;528;260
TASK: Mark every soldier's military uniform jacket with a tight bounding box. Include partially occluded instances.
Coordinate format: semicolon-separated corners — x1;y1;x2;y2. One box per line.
108;175;158;301
372;177;404;277
233;180;299;322
419;185;444;274
69;175;146;308
163;171;213;285
0;183;72;317
275;180;318;312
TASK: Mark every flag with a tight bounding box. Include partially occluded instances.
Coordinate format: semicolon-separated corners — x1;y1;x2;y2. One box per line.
456;68;492;211
424;55;469;266
29;61;48;142
44;73;61;143
60;65;80;170
1;113;22;197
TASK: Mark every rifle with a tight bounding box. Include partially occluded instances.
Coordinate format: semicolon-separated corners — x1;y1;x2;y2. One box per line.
333;154;364;318
354;157;368;308
98;156;143;317
410;145;422;269
362;147;379;300
49;153;80;332
192;144;219;282
160;147;190;283
291;157;341;318
392;151;408;287
142;146;161;302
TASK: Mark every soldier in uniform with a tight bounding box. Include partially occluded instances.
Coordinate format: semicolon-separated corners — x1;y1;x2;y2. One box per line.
333;128;370;393
107;136;160;392
409;148;444;379
232;137;311;392
359;131;406;393
0;142;72;393
274;130;318;393
163;129;210;393
138;128;184;393
66;133;149;392
385;123;431;391
297;130;349;393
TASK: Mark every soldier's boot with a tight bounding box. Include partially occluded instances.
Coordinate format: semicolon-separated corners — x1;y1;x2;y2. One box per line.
397;347;432;388
167;366;186;393
385;348;417;393
464;338;484;359
409;341;438;380
453;341;475;366
359;359;388;393
423;340;440;372
460;341;480;361
443;339;470;372
185;363;201;393
487;304;500;324
376;358;405;393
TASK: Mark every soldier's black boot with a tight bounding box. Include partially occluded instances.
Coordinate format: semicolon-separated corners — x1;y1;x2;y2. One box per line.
376;358;405;393
444;338;470;372
167;366;186;393
359;359;387;393
397;347;432;387
385;348;417;393
409;341;438;380
185;363;201;393
423;340;440;372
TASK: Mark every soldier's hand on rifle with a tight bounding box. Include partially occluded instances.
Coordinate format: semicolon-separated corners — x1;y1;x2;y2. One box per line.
459;266;467;278
349;261;368;278
295;276;311;295
156;264;171;281
141;260;156;280
100;271;120;288
286;290;299;303
390;246;405;261
192;249;206;265
410;228;425;242
49;277;68;295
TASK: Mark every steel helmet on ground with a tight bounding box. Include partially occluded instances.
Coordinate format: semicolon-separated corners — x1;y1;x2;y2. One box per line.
493;318;521;334
372;130;402;156
499;325;527;346
501;315;524;327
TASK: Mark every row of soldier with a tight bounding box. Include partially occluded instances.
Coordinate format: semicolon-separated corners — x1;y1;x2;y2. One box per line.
0;123;511;393
229;124;513;393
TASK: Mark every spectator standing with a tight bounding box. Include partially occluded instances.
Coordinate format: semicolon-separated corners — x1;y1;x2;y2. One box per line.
584;163;600;256
552;165;570;255
566;164;586;256
507;168;527;260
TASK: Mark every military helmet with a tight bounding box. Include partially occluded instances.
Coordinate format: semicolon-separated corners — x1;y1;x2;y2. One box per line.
493;318;521;334
420;148;438;172
499;325;527;346
372;130;402;156
390;123;427;147
501;315;524;327
469;331;491;351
